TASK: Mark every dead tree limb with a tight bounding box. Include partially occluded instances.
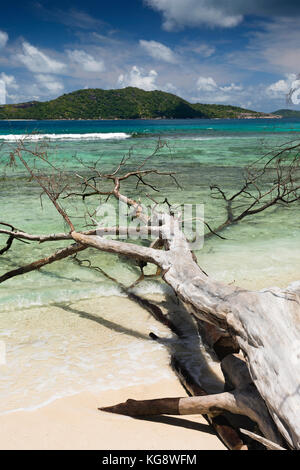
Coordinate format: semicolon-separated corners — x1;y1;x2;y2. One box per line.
239;429;286;451
0;243;86;283
208;143;300;236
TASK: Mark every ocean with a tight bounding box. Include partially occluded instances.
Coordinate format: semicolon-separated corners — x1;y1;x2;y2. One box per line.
0;118;299;414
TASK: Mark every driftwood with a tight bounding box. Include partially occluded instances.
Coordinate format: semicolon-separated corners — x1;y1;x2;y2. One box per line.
1;141;300;449
75;215;299;448
170;357;248;450
73;254;248;450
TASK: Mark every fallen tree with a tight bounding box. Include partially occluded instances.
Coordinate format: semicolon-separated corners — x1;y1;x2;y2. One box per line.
1;139;299;449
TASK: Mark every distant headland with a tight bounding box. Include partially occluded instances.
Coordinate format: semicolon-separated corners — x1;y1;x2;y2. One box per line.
0;86;283;120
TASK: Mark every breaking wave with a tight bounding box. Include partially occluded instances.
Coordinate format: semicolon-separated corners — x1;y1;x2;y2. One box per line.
0;132;131;142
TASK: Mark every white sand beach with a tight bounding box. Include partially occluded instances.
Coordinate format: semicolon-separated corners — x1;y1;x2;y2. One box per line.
0;378;225;450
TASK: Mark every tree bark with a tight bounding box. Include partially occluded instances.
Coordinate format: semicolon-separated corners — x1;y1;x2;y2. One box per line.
75;214;300;449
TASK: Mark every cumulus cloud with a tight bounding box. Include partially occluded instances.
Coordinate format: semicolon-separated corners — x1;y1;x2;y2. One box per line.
67;49;105;72
220;83;243;92
0;79;5;104
17;42;65;74
35;74;64;95
163;82;178;94
196;76;218;92
0;73;19;104
139;40;177;63
0;31;8;48
145;0;300;30
196;75;243;103
266;76;294;98
197;76;243;94
0;73;18;89
118;66;158;91
266;73;300;105
286;75;300;105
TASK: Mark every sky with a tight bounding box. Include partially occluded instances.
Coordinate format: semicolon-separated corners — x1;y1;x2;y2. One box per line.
0;0;300;111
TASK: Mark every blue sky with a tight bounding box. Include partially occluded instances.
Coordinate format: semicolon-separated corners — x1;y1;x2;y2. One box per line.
0;0;300;111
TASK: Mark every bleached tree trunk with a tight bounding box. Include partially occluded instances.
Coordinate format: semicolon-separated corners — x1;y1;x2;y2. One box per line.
73;213;300;449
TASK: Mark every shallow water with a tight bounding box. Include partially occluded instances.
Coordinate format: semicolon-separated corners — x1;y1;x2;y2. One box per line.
0;119;299;413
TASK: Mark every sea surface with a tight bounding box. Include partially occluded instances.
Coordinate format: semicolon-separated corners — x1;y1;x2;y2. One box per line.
0;118;299;414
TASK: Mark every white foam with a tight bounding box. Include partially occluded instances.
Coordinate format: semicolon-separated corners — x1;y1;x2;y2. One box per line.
0;330;173;416
0;391;81;416
0;284;126;312
130;281;173;296
0;132;131;142
183;135;257;141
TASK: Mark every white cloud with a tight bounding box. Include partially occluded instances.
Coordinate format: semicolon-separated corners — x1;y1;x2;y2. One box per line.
35;4;104;30
139;40;177;63
196;76;243;95
67;49;105;72
163;82;178;94
0;73;19;104
0;73;18;89
17;42;65;74
220;83;243;92
145;0;243;29
266;79;292;98
227;18;300;74
0;31;8;48
145;0;300;30
254;20;300;72
197;76;218;92
195;76;244;103
266;74;300;105
35;74;64;95
0;79;6;104
118;66;158;91
190;43;215;57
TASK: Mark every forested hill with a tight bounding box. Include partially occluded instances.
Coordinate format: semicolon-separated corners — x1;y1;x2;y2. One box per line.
272;109;300;118
0;86;265;120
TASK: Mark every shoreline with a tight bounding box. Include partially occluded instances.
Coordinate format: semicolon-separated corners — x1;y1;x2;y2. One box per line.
0;378;226;450
0;116;286;122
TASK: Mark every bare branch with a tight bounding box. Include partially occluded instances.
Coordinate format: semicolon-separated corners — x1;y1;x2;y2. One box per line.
0;243;86;284
9;144;75;231
0;233;14;255
208;144;300;236
239;429;286;451
71;232;165;266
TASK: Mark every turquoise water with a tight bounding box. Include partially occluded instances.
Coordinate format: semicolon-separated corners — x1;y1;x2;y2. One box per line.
0;118;299;413
1;117;300;136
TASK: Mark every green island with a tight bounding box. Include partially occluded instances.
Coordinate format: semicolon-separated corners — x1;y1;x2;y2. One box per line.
272;108;300;118
0;86;281;120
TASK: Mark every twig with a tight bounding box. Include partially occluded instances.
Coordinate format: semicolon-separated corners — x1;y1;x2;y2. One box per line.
239;429;286;451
